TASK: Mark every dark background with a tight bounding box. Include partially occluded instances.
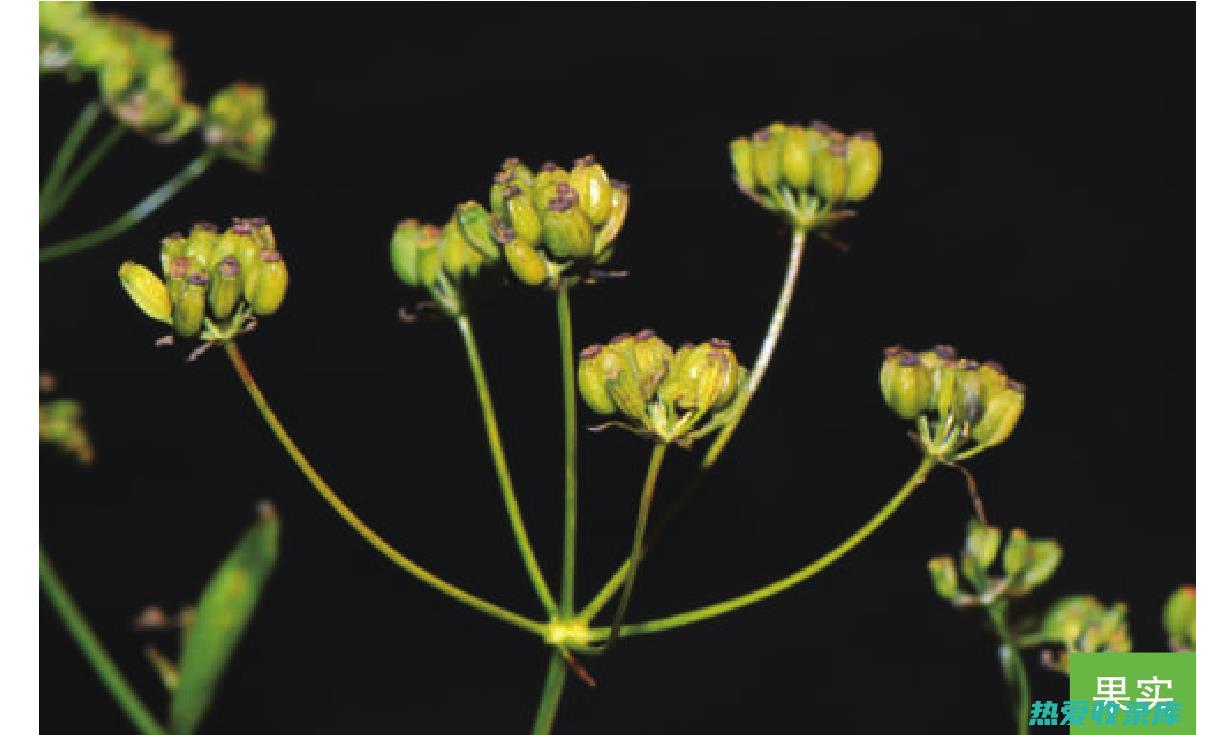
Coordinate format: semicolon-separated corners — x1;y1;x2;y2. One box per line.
41;4;1193;733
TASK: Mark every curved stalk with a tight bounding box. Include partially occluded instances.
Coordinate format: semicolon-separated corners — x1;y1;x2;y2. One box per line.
585;456;936;638
455;314;558;616
530;652;569;735
223;341;545;637
40;544;168;735
556;284;577;617
41;122;128;226
40;150;216;263
701;227;808;469
40;100;103;223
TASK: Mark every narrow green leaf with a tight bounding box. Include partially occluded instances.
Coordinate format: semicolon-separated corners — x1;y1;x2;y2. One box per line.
169;503;280;735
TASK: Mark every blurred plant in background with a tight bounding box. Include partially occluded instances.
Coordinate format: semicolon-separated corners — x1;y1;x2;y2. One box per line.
41;4;281;734
38;1;275;263
928;519;1132;735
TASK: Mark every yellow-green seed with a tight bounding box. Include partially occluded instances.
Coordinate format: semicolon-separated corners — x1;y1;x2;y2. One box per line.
780;124;814;189
503;236;547;287
249;251;287;316
119;261;172;324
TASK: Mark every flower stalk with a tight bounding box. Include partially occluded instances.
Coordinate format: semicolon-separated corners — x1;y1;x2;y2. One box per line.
41;150;216;263
456;313;558;616
557;283;578;617
223;341;546;637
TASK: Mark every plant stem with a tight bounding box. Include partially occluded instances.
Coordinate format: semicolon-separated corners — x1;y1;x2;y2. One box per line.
586;456;936;639
41;122;128;226
222;341;546;637
40;543;168;735
988;604;1030;735
455;314;558;616
556;283;577;617
700;226;808;470
530;652;568;735
40;150;216;263
600;443;667;649
40;99;103;222
582;228;812;618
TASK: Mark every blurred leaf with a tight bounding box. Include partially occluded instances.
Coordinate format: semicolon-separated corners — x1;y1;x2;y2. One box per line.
169;503;279;735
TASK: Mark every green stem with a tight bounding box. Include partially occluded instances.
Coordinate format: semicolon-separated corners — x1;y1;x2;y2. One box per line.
582;228;812;619
40;150;216;263
455;314;558;616
988;605;1030;735
223;341;546;637
41;122;128;226
40;543;168;735
556;283;577;617
701;226;808;469
599;443;667;649
40;100;103;222
586;456;936;639
530;652;568;735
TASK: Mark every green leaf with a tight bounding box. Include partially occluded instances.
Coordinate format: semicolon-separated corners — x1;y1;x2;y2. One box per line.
169;503;280;735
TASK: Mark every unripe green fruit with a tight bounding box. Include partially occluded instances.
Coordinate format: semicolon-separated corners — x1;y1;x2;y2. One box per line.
489;170;513;216
1002;528;1029;578
964;520;1001;571
569;156;612;226
173;272;208;337
438;218;474;280
751;124;785;190
780;124;814;189
208;256;243;320
578;344;616;415
159;233;188;280
593;181;629;258
879;349;933;420
390;219;425;287
729;137;756;192
971;381;1026;448
630;329;673;383
502;235;547;287
248;251;287;316
845;131;882;202
542;201;594;260
928;556;959;601
456;201;500;261
119;261;172;324
185;221;220;270
813;140;849;202
504;188;543;244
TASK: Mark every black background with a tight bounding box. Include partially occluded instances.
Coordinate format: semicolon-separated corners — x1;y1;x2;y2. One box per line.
41;4;1193;734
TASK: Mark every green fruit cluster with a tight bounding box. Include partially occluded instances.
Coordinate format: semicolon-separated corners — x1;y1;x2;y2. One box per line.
41;2;275;164
880;344;1025;458
1035;595;1132;672
119;218;288;340
40;394;94;466
577;330;748;446
40;1;199;141
204;83;277;171
390;155;631;314
488;155;629;286
730;121;881;228
928;520;1063;605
